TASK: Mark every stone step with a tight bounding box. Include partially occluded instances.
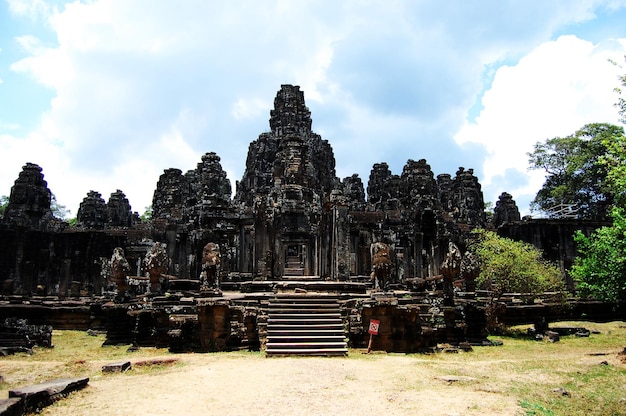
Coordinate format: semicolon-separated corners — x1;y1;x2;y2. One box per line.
267;318;342;326
267;323;344;331
270;300;339;305
266;341;348;349
266;295;348;357
265;347;348;356
268;312;340;319
267;335;346;343
268;307;341;313
283;268;305;276
282;274;321;280
267;329;345;336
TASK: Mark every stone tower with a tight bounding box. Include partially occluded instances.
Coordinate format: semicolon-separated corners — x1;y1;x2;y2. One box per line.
3;163;53;228
235;85;339;278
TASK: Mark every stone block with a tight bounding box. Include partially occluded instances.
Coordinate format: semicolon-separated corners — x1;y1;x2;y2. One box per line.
0;397;23;416
102;361;131;373
9;377;89;413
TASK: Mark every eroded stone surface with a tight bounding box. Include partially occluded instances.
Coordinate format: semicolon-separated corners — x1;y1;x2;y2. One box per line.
492;191;521;227
3;163;53;228
9;377;89;413
77;191;108;229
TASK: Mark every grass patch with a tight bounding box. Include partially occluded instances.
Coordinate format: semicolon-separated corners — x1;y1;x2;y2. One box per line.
0;330;173;394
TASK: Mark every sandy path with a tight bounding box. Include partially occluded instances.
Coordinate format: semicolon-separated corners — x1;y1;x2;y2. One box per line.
40;353;519;416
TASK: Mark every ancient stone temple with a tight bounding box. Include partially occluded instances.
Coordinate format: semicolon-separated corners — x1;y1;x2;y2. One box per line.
148;84;486;283
1;84;619;355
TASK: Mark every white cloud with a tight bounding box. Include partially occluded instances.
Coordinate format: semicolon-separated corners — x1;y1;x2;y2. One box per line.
231;98;269;121
7;0;51;19
455;35;626;213
3;0;626;216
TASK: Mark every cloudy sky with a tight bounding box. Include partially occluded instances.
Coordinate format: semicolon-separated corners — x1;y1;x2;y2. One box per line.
1;0;626;218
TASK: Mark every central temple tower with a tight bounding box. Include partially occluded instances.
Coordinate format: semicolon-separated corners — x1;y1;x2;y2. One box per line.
235;85;339;278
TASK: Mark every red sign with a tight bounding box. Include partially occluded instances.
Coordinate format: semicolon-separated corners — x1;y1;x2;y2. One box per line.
368;319;380;335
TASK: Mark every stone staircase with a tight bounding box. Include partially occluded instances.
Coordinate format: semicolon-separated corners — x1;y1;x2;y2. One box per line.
284;255;305;276
265;294;348;356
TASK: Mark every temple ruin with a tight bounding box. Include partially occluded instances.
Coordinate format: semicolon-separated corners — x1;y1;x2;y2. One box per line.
0;85;618;355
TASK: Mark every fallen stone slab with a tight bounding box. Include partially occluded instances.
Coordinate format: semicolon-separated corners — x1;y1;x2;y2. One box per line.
0;397;23;416
102;361;131;373
8;377;89;413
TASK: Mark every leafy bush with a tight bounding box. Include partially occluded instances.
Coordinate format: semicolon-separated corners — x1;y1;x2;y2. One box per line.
468;229;566;297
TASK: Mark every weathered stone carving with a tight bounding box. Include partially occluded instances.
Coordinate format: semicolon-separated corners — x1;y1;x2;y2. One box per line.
200;242;221;291
3;163;53;228
371;242;393;291
367;162;400;210
110;247;131;298
77;191;108;229
492;192;521;227
440;242;462;304
341;174;366;211
152;168;189;223
143;242;169;293
107;190;133;227
460;251;480;292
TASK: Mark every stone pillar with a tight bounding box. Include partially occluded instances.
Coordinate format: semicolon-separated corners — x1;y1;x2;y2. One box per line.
59;259;71;297
197;302;231;352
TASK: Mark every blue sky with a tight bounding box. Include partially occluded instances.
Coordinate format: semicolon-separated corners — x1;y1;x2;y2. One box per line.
1;0;626;217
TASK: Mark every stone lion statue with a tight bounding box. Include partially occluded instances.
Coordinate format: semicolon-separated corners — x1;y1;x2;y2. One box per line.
370;242;393;291
144;242;168;294
200;242;221;290
110;247;131;296
440;242;463;304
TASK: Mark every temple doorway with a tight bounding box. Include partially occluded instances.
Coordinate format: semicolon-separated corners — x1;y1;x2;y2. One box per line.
284;243;307;276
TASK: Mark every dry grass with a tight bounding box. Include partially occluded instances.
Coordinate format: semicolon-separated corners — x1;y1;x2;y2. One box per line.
0;322;625;415
0;330;173;395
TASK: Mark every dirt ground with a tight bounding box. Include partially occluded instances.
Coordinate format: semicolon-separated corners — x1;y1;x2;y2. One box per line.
5;323;625;416
33;352;520;416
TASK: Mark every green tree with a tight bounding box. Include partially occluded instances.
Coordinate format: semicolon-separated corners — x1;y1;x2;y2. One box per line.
0;195;8;219
527;123;624;220
567;66;626;302
468;229;565;298
613;57;626;125
140;205;153;222
51;193;71;219
571;207;626;302
599;132;626;206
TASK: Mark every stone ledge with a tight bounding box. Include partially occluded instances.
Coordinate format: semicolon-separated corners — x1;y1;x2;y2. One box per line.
0;397;23;416
8;377;89;413
102;361;131;373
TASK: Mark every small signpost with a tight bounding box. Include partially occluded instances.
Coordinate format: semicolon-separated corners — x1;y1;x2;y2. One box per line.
366;319;380;353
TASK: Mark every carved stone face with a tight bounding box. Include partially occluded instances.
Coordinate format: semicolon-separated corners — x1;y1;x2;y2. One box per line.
202;242;220;267
371;242;391;267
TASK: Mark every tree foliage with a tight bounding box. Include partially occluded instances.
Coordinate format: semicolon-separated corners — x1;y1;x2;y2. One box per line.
599;132;626;206
571;207;626;302
51;194;71;220
527;123;624;220
614;57;626;125
468;229;565;297
567;65;626;302
0;195;8;219
140;205;153;222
